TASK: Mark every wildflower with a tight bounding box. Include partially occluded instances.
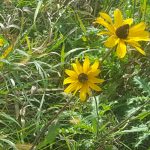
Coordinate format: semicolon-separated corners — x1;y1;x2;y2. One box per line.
63;56;104;101
0;45;13;67
0;45;13;59
94;9;150;58
0;38;4;47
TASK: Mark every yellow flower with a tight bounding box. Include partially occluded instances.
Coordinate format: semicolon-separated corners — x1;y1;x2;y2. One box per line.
0;45;13;59
0;38;4;47
63;56;104;101
94;9;150;58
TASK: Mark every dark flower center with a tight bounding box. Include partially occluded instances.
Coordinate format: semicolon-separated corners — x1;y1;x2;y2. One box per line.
78;73;88;83
116;24;129;39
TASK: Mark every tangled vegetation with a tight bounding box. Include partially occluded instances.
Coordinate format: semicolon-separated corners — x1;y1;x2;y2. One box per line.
0;0;150;150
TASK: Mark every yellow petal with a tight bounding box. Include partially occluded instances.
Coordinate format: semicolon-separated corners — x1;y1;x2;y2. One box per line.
65;69;77;78
85;83;91;96
125;40;141;47
75;59;83;72
63;77;77;85
129;37;150;42
100;12;113;24
88;69;101;77
129;42;146;55
80;91;86;101
104;35;119;48
129;22;146;33
95;17;115;34
72;63;81;75
73;83;82;95
129;31;150;41
88;77;104;83
64;82;78;93
114;9;123;28
79;85;88;101
123;18;133;25
116;41;127;58
129;31;149;37
83;56;90;73
88;82;102;91
134;46;146;55
97;31;112;36
90;60;99;72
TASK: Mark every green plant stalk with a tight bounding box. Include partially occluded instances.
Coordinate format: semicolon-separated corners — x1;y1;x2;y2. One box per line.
133;0;136;19
94;96;100;137
142;0;147;21
29;97;73;150
94;0;99;16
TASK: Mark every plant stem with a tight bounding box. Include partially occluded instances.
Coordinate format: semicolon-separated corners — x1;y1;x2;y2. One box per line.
133;0;136;19
94;96;100;137
29;97;73;150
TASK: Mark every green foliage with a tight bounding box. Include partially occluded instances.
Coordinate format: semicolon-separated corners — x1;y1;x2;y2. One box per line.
0;0;150;150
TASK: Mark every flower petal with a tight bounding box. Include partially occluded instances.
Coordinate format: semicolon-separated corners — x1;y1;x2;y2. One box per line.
125;39;141;47
129;42;146;55
88;77;105;83
129;31;150;41
65;69;77;78
123;18;133;25
88;82;102;91
114;9;123;28
79;84;88;101
104;35;119;48
90;60;99;72
100;12;113;24
83;56;90;73
64;82;78;93
73;82;82;95
63;77;77;85
97;31;112;36
129;37;150;41
129;22;146;33
134;46;146;55
72;62;81;75
116;40;127;58
95;17;115;34
75;59;83;72
88;69;101;77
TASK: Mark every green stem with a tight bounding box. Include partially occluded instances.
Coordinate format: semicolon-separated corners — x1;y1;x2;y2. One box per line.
133;0;136;19
94;96;100;137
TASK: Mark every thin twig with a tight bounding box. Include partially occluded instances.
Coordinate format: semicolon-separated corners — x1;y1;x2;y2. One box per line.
29;97;73;150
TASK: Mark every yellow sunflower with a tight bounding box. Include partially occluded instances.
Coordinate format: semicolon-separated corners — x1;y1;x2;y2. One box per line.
63;56;104;101
94;9;150;58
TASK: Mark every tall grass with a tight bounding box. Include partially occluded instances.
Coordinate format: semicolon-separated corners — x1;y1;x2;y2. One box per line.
0;0;150;150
